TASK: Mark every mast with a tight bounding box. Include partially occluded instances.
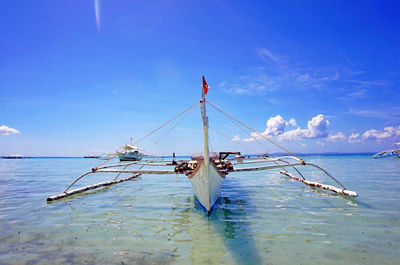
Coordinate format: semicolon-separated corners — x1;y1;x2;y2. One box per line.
200;76;210;211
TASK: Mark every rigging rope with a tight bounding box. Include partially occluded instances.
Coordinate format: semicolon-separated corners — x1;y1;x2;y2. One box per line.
209;127;259;154
93;102;200;169
160;128;203;156
154;103;197;144
206;99;301;160
220;114;269;152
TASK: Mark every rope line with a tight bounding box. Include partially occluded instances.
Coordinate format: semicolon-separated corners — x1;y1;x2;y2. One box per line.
154;103;197;144
94;101;200;168
160;128;203;156
209;127;259;154
206;99;301;159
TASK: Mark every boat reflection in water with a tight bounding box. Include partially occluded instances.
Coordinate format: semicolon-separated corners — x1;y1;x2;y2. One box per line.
169;178;262;265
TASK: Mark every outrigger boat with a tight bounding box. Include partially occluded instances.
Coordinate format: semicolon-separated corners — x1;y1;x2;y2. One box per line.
47;76;358;214
118;144;144;161
372;143;400;159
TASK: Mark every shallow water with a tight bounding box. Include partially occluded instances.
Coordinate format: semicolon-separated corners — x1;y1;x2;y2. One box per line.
0;155;399;264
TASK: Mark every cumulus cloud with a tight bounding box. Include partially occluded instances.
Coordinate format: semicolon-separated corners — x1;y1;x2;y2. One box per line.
242;115;297;142
263;115;287;136
326;132;346;142
241;114;335;142
0;125;20;136
278;114;330;141
237;113;389;145
348;133;361;143
362;126;400;140
287;118;297;127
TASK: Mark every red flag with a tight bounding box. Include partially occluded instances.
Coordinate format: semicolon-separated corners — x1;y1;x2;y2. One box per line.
202;76;209;94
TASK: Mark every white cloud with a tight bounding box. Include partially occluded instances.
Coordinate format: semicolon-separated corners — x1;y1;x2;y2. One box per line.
240;114;333;142
347;79;387;86
348;108;400;120
268;98;279;104
298;74;310;82
256;47;281;62
347;89;367;98
326;132;346;142
307;114;330;138
232;135;241;141
277;127;304;141
362;126;400;140
243;137;256;142
218;73;278;95
0;125;20;136
278;114;330;141
242;115;298;142
263;115;286;136
348;133;361;143
287;118;297;127
220;47;389;99
94;0;101;31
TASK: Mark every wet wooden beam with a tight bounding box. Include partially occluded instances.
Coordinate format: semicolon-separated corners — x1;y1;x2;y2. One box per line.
47;174;141;201
233;162;304;172
280;171;358;197
95;169;176;174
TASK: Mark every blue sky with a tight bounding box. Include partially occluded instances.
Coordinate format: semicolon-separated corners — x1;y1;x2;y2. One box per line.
0;0;399;156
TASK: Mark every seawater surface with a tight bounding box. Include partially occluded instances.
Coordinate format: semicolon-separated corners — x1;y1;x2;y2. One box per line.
0;155;399;264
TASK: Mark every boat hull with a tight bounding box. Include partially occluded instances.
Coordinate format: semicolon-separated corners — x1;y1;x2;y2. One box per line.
188;160;224;212
118;153;143;161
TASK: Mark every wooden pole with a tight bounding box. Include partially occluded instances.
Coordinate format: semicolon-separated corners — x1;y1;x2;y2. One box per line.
47;174;141;201
280;171;358;197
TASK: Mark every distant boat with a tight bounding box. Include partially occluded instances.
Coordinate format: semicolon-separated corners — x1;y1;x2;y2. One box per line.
372;143;400;159
83;155;100;158
2;154;30;159
118;145;144;161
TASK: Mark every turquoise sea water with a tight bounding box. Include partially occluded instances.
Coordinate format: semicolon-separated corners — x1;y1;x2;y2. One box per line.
0;155;399;264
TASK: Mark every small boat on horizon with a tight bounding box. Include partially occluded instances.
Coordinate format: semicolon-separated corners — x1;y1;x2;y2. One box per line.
83;154;100;158
2;154;31;159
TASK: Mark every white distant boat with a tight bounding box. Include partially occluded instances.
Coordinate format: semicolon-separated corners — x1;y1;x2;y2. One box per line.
118;145;144;161
83;154;100;158
49;76;358;215
2;154;24;159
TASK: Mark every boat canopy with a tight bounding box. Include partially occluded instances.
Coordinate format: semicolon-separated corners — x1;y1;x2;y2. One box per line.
120;144;139;150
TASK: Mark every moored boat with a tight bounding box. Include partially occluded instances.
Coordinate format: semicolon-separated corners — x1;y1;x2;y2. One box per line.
118;145;144;161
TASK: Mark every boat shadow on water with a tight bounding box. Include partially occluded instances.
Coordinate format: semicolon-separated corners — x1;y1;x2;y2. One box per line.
191;180;263;265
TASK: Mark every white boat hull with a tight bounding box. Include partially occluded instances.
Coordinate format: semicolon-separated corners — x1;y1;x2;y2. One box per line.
188;160;224;212
118;153;143;161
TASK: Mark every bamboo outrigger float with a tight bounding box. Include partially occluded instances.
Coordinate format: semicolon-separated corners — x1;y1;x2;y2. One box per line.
47;76;358;214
